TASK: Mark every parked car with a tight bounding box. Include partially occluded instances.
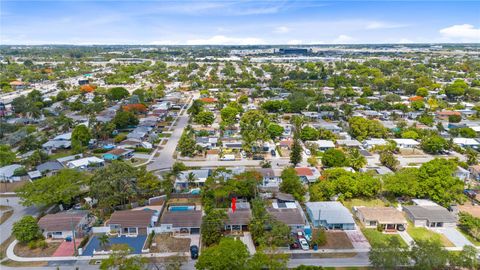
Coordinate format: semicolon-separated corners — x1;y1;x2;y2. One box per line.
253;155;264;160
190;245;199;259
270;149;276;156
289;241;300;250
296;231;305;239
299;239;309;250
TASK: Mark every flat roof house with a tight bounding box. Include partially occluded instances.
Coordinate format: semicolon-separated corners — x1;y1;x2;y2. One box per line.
175;169;210;190
403;202;456;228
66;157;104;170
107;209;158;236
305;202;355;230
391;138;420;149
355;207;407;231
38;210;90;239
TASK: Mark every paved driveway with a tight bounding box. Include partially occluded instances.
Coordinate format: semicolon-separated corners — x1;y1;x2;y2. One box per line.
433;228;473;247
0;197;38;244
345;229;371;249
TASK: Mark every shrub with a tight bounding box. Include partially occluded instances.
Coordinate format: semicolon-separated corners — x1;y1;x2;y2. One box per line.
37;240;47;249
312;229;327;246
28;241;37;249
79;235;90;248
114;134;127;143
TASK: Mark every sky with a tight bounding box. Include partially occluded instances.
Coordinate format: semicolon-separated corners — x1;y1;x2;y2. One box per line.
1;0;479;45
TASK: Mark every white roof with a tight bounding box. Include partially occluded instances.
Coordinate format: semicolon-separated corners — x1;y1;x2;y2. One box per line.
53;132;72;141
453;138;480;146
363;138;387;145
313;140;335;148
470;126;480;132
66;157;104;168
305;201;355;224
391;138;420;146
412;199;439;207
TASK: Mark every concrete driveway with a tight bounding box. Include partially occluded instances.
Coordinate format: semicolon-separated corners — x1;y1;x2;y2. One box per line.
432;227;473;247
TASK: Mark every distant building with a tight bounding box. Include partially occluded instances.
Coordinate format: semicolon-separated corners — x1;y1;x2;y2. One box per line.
277;48;310;55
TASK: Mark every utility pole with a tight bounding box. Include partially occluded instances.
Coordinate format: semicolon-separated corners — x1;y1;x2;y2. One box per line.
70;217;77;256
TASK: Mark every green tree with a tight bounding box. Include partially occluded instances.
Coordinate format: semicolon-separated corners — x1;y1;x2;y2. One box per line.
0;144;16;166
240;110;270;153
383;168;420;198
322;148;347;168
246;249;289;270
98;234;110;250
71;125;91;153
401;130;419;139
448;114;462;123
113;110;139;129
280;168;306;202
220;106;238;127
267;123;284;139
346;148;367;171
348;117;388;141
188;99;204;116
410;240;448;270
416;87;429;97
100;244;147;270
368;237;410;270
445;79;468;99
201;209;227;247
177;127;197;157
379;151;399;171
195;111;215;126
466;148;478;165
196;238;249;270
300;126;319;141
17;169;87;207
108;87;129;101
12;216;41;243
289;138;302;166
420;135;449;154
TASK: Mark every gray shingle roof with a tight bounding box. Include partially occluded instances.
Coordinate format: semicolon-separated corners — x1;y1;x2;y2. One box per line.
403;205;457;223
306;201;355;224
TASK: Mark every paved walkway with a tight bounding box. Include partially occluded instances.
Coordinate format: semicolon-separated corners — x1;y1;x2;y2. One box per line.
432;228;473;248
345;229;371;249
398;231;414;246
240;232;256;255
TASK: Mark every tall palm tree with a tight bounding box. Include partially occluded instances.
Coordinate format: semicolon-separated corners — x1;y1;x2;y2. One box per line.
98;234;110;251
186;172;197;189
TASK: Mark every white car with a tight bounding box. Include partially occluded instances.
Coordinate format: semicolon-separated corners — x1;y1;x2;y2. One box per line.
299;239;309;250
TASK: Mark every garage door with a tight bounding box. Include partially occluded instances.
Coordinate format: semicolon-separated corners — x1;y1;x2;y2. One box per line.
190;228;200;234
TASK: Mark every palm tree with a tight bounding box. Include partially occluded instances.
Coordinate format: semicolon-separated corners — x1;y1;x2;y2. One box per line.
98;234;110;251
186;172;197;189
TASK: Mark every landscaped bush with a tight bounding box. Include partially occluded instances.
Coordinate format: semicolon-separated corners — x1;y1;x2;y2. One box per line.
134;147;151;153
114;134;127;143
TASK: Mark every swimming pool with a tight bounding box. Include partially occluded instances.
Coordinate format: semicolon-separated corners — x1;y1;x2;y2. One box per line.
169;205;195;212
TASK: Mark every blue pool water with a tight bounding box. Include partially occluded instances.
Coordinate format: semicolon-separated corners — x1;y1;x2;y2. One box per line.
169;205;195;212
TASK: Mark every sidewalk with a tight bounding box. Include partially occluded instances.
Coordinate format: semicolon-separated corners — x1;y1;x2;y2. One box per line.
398;231;414;246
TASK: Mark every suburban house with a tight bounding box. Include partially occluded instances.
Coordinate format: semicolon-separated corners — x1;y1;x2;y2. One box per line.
355;207;407;231
363;138;387;149
102;148;134;161
224;201;252;232
66;156;104;170
36;161;64;176
38;210;91;239
305;202;355;230
0;164;24;182
469;165;480;181
107;209;158;236
453;138;480;149
175;169;210;190
403;200;457;228
159;207;202;234
295;167;321;183
391;138;420;149
257;168;282;190
310;140;335;151
267;197;307;232
42;132;72;153
336;139;362;148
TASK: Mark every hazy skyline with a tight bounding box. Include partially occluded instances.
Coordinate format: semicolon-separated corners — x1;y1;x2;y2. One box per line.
1;0;479;45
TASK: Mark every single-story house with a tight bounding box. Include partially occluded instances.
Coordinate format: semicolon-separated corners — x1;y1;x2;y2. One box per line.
36;161;64;175
305;202;355;230
267;207;306;232
0;164;24;182
391;138;420;148
175;169;210;190
159;209;202;234
456;166;471;181
224;202;252;232
38;210;90;239
66;157;104;170
310;140;335;151
278;139;293;150
469;165;480;181
107;209;158;236
453;138;480;148
355;207;407;231
103;148;134;161
363;139;387;149
258;168;282;190
295;167;320;183
336;139;362;148
403;201;456;228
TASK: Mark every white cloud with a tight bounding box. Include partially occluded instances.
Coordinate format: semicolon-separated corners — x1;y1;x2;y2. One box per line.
398;38;413;43
439;24;480;41
149;40;180;45
274;26;290;34
365;21;408;30
186;35;265;45
333;34;355;43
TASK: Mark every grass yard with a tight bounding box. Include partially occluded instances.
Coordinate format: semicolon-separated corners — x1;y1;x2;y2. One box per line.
0;180;28;193
361;228;407;247
458;229;480;246
14;241;61;257
342;198;388;212
1;260;48;267
407;225;454;247
48;149;73;160
150;234;191;253
316;230;354;249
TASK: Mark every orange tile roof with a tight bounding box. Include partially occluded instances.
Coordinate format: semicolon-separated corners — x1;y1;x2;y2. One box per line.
295;167;313;176
199;97;217;103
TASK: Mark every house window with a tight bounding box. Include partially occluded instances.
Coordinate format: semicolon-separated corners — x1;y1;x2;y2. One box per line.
127;227;138;234
369;221;377;226
52;232;62;236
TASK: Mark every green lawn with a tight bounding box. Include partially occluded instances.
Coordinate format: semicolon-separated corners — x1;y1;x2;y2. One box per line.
406;224;454;247
48;149;73;160
361;228;407;247
342;198;387;213
458;229;480;246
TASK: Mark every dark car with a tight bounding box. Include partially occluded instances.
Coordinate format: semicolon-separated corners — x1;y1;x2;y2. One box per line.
190;245;199;259
270;150;276;156
289;242;300;250
252;155;265;160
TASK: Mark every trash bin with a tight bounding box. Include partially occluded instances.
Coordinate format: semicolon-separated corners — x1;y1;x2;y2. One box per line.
313;244;318;251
